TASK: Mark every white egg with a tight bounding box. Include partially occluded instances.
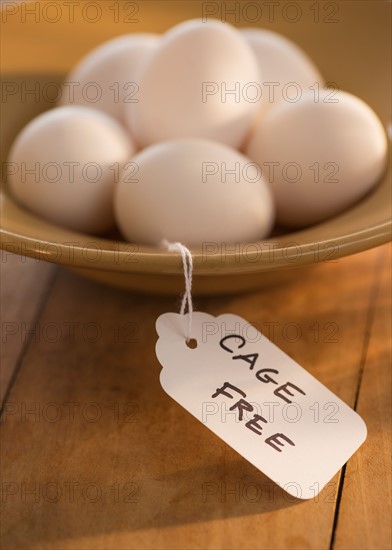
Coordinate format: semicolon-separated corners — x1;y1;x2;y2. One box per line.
126;20;261;149
60;34;159;123
114;139;274;246
246;90;388;227
241;28;323;113
8;106;135;234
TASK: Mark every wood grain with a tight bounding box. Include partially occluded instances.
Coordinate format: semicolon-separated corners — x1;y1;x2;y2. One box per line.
1;246;389;549
333;245;392;550
0;252;55;404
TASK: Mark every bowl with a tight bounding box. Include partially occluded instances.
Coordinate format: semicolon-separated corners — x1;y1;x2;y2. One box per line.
1;2;391;294
1;140;390;294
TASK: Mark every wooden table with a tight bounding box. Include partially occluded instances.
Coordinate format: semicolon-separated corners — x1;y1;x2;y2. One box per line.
1;244;391;549
1;2;391;548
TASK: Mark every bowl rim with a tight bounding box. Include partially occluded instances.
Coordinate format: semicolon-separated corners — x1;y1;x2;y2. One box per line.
1;187;391;276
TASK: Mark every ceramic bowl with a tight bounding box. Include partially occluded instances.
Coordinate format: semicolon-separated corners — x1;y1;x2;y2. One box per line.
1;4;390;294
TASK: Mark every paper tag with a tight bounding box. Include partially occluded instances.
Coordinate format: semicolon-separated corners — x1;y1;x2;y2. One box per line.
155;312;367;500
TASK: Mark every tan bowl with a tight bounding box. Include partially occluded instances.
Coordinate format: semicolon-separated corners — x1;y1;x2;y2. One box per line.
1;149;390;294
1;3;391;294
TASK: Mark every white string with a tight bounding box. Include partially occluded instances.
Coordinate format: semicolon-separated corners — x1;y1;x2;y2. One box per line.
161;239;193;342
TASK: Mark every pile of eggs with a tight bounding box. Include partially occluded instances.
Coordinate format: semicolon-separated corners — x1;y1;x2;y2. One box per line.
8;19;388;246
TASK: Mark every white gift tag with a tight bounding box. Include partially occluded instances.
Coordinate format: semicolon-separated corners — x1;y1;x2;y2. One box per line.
156;312;367;500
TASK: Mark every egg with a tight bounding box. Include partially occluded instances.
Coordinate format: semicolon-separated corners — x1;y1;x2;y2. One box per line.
241;28;323;113
8;106;134;234
126;20;261;149
60;34;159;123
114;139;275;246
246;90;388;227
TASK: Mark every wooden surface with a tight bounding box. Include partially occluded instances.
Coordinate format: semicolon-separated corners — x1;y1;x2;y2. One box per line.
1;245;391;550
1;2;391;548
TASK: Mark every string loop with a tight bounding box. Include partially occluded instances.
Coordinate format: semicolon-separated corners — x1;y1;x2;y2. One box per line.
161;240;193;341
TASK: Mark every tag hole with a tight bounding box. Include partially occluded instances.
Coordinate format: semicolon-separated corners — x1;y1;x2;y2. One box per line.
186;338;198;349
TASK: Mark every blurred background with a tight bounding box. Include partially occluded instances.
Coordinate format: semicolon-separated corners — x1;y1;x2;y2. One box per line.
2;0;391;150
